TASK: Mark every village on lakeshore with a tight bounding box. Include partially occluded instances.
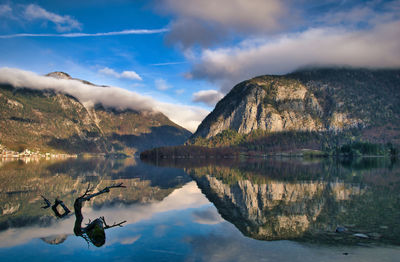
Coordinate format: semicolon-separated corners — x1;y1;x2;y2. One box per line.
0;144;77;162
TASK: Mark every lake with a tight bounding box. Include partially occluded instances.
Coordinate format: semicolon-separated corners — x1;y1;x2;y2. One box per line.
0;157;400;261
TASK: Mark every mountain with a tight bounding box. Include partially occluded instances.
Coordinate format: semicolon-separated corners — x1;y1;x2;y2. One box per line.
190;68;400;149
0;72;191;155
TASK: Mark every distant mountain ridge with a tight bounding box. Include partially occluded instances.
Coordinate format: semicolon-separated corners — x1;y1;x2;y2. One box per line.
0;72;191;155
191;68;400;147
46;71;106;86
46;71;72;80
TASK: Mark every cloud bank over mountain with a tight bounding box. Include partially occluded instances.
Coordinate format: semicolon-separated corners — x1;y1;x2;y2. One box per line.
154;0;400;97
0;67;208;132
190;20;400;93
1;1;399;111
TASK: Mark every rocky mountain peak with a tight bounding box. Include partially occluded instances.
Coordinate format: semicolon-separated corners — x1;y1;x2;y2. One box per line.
191;68;400;142
45;71;99;86
45;71;72;80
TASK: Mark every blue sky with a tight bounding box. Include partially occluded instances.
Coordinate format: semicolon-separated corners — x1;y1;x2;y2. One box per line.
0;0;399;131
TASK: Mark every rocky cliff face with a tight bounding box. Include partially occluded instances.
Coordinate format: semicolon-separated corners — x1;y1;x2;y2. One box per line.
192;68;400;140
0;72;191;155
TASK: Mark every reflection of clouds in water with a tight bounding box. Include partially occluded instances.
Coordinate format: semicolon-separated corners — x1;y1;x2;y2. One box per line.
85;181;209;225
153;225;169;238
0;181;209;248
108;235;141;245
40;234;69;245
119;235;140;245
0;216;76;248
186;223;400;262
173;221;184;226
192;206;223;225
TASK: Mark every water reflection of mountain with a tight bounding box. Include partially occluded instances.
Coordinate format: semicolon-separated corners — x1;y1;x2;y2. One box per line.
0;158;190;231
40;234;69;245
183;158;400;245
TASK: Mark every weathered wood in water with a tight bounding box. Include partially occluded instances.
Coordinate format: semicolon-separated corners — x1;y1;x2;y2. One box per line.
41;183;126;247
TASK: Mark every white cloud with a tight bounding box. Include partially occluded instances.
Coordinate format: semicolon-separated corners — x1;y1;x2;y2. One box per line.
23;4;81;32
121;71;142;80
0;4;167;38
156;0;287;48
154;102;209;132
155;78;171;90
315;0;400;27
175;89;184;95
131;83;145;88
0;28;169;38
150;61;186;66
99;67;120;78
190;20;400;93
0;4;11;17
0;67;208;132
192;89;224;107
99;67;142;81
159;0;285;31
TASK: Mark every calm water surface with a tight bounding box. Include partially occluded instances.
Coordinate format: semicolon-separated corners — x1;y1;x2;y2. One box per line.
0;157;400;261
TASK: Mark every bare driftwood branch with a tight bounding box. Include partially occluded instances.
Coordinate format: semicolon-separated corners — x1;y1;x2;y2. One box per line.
41;182;126;247
100;216;127;229
79;182;126;202
80;183;95;199
41;195;51;209
74;182;126;237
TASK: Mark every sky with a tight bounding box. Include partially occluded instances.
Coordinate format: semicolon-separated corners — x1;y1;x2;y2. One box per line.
0;0;399;131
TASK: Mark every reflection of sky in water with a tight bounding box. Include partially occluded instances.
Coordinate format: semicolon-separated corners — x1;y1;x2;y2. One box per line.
1;181;400;261
0;181;209;248
1;158;400;261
